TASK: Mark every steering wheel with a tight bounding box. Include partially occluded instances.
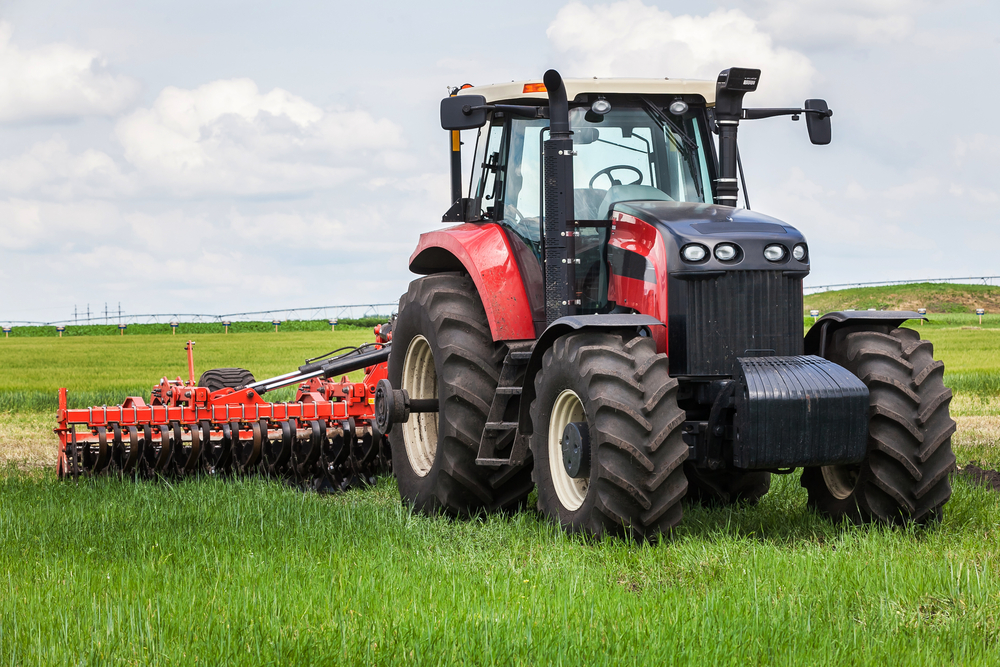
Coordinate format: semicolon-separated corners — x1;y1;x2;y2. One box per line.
589;165;643;189
504;204;525;226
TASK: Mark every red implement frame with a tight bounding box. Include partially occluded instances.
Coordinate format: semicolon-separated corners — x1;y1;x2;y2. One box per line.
55;339;388;479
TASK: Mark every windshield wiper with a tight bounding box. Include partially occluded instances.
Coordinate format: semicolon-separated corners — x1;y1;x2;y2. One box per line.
640;97;699;154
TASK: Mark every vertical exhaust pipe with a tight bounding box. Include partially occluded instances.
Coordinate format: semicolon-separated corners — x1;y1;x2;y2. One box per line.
542;69;576;325
714;68;760;207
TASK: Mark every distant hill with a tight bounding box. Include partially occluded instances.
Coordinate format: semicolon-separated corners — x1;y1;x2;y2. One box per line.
803;282;1000;315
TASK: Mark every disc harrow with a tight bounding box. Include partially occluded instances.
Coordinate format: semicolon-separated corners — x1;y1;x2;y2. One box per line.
55;327;395;493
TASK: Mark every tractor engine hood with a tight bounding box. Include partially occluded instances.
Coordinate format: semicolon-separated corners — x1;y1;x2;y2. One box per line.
611;201;810;276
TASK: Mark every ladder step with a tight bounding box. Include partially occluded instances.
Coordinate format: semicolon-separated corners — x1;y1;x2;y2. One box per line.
495;387;522;395
485;421;518;431
476;457;510;467
508;351;532;363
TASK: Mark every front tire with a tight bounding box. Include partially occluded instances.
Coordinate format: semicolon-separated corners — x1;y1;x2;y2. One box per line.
529;332;688;541
801;326;956;524
388;274;533;517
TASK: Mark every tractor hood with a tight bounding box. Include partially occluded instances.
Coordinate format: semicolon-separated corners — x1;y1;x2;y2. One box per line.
612;201;810;275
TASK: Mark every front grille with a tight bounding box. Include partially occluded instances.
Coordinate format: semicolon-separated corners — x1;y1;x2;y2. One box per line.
671;271;803;376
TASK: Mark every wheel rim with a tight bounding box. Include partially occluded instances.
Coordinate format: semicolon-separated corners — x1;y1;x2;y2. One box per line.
401;335;438;477
548;389;589;511
821;464;859;500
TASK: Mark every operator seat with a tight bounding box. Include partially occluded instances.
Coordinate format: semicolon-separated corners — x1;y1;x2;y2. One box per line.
574;188;607;220
596;184;673;219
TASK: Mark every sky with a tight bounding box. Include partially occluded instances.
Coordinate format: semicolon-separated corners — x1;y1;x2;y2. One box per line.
0;0;997;323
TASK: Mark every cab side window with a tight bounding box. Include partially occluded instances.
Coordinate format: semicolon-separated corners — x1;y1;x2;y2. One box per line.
469;114;507;220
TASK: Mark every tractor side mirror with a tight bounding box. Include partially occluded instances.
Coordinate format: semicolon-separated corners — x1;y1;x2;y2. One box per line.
805;99;831;145
441;95;488;130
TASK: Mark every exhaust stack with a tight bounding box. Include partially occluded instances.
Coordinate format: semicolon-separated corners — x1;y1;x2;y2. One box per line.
542;69;576;325
714;68;760;207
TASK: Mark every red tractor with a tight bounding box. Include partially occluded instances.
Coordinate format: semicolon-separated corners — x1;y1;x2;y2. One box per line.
373;68;956;540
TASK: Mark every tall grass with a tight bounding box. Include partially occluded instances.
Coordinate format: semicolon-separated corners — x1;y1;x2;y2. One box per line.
0;331;374;412
1;469;998;665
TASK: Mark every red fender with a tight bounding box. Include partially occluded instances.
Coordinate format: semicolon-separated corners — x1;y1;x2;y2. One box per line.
409;223;536;341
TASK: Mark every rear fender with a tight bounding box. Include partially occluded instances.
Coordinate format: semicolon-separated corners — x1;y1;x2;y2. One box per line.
409;223;536;341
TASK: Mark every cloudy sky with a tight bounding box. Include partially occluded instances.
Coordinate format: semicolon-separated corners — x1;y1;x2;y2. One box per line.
1;0;997;323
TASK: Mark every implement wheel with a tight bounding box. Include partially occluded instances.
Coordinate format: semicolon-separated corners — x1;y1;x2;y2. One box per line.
801;326;956;524
529;332;688;541
198;368;255;392
388;274;533;517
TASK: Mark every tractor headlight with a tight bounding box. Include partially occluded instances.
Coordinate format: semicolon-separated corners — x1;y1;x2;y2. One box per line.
681;244;708;262
714;243;738;261
792;243;808;261
669;99;689;115
763;244;787;262
591;97;612;115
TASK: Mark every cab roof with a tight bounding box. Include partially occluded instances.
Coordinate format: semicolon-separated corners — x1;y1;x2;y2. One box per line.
457;78;717;105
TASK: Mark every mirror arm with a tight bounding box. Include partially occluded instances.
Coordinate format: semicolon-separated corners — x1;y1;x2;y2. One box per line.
742;107;834;120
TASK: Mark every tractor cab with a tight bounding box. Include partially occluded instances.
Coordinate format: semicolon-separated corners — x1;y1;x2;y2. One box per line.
453;80;719;315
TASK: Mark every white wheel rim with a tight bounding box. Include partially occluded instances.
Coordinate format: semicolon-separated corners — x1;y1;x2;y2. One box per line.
401;335;438;477
821;465;857;500
548;389;589;511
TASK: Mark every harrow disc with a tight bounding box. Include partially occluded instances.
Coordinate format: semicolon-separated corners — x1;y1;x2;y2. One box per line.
234;421;264;474
315;421;352;492
141;424;175;476
175;422;207;475
117;425;141;474
81;426;112;475
204;421;233;475
292;420;325;479
263;420;294;477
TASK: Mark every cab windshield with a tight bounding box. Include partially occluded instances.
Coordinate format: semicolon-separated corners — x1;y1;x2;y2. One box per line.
500;104;713;250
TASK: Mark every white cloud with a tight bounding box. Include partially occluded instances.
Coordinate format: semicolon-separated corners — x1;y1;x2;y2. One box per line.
113;78;406;197
547;1;815;103
755;0;920;49
0;198;124;251
953;133;1000;165
0;22;139;123
0;137;132;200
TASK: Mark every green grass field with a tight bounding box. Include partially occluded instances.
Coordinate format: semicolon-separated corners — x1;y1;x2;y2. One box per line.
804;282;1000;315
1;287;999;665
1;469;999;666
0;330;375;411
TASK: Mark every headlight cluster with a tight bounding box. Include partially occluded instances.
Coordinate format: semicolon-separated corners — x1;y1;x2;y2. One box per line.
681;244;708;262
680;242;809;264
714;243;738;261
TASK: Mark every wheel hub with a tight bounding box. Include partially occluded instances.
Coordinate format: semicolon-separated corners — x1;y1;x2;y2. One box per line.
821;464;859;500
548;390;589;511
401;335;438;477
561;421;590;479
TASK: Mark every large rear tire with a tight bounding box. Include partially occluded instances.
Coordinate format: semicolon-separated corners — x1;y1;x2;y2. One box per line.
388;274;533;517
801;326;956;524
529;332;688;541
